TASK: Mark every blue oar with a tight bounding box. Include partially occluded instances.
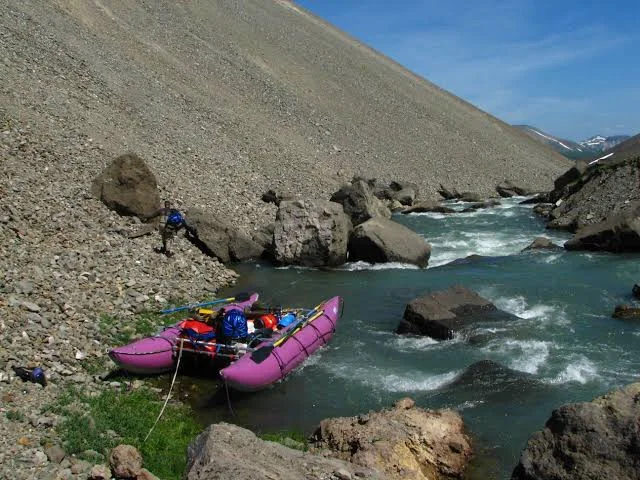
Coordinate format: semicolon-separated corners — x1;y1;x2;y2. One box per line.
161;292;251;315
250;303;324;363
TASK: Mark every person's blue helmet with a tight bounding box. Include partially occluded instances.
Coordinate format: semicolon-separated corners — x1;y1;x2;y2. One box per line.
167;211;184;226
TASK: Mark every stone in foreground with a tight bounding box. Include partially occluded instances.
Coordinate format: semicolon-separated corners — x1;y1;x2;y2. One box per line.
311;397;472;480
185;422;381;480
511;383;640;480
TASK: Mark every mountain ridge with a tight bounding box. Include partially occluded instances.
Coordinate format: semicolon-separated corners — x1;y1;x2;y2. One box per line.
1;0;570;230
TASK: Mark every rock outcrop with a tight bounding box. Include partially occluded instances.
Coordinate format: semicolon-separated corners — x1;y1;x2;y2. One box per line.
511;383;640;480
563;202;640;252
330;179;391;226
395;285;517;340
548;158;640;234
612;304;640;319
273;200;352;267
186;208;264;263
311;398;472;480
185;423;381;480
91;153;160;218
348;217;431;267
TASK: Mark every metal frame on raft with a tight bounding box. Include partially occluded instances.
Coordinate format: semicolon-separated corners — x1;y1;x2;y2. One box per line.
172;337;255;360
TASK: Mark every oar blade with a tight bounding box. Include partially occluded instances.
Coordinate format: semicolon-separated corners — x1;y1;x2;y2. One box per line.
250;345;274;363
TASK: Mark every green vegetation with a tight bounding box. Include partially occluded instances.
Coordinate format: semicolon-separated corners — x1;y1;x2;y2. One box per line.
52;387;201;480
5;410;25;422
258;429;309;451
98;309;188;346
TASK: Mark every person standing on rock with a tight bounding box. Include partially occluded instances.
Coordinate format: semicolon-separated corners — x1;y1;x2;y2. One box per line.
143;200;197;257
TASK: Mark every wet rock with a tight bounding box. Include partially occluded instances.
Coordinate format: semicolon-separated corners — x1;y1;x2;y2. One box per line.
401;200;456;214
612;304;640;319
511;383;640;480
633;284;640;299
522;237;561;252
109;444;143;479
437;184;460;200
396;285;518;340
461;199;501;212
311;398;472;480
496;180;532;198
458;192;483;202
348;217;431;267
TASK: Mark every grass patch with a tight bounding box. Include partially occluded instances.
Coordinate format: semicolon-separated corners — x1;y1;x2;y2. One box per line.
54;387;201;480
98;309;187;346
5;410;25;422
258;429;309;451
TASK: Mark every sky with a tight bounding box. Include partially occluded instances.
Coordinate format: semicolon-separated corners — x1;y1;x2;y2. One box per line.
295;0;640;141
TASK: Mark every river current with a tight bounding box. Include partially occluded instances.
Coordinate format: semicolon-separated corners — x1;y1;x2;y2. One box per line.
187;197;640;479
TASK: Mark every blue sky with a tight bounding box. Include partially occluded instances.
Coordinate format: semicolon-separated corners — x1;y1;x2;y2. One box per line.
296;0;639;141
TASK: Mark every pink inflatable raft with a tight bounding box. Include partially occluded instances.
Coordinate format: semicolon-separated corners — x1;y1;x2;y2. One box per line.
108;293;260;375
220;296;343;392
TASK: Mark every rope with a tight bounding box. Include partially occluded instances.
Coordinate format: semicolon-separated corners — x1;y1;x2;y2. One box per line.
144;338;184;443
224;379;235;417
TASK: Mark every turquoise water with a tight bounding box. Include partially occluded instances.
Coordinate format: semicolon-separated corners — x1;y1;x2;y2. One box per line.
187;197;640;479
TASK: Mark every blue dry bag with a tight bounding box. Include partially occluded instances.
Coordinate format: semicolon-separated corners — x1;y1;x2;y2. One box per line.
222;309;248;339
166;210;184;227
278;312;297;328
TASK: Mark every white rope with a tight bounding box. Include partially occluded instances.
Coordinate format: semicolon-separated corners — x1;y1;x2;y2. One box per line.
144;338;184;443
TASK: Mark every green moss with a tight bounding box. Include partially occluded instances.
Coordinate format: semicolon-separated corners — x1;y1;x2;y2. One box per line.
258;429;309;451
5;410;25;422
54;387;201;480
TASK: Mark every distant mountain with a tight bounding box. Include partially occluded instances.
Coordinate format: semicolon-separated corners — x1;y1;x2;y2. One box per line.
586;133;640;166
514;126;630;160
579;135;630;152
514;125;587;159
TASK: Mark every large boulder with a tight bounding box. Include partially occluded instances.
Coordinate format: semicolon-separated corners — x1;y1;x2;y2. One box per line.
108;444;143;479
522;237;561;252
91;153;160;218
186;208;264;263
310;397;472;480
273;200;352;267
511;383;640;480
461;199;501;212
330;179;391;226
564;202;640;252
496;180;533;198
395;285;518;340
185;423;381;480
552;160;588;193
437;184;460;200
389;181;419;206
348;217;431;267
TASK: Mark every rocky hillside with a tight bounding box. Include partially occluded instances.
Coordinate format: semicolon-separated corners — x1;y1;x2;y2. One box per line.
2;0;568;228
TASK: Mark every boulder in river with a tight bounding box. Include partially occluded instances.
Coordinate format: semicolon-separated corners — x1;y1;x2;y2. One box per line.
91;153;160;218
496;180;532;198
633;284;640;299
273;199;352;267
395;285;518;340
522;237;561;252
348;217;431;267
511;382;640;480
612;304;640;319
437;184;461;200
310;397;472;480
401;200;456;214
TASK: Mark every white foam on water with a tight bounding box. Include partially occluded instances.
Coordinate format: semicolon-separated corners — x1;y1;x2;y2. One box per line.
379;370;461;392
456;399;485;410
390;335;440;351
487;293;569;325
541;254;562;264
328;363;460;392
546;357;599;385
340;261;420;271
482;339;551;374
